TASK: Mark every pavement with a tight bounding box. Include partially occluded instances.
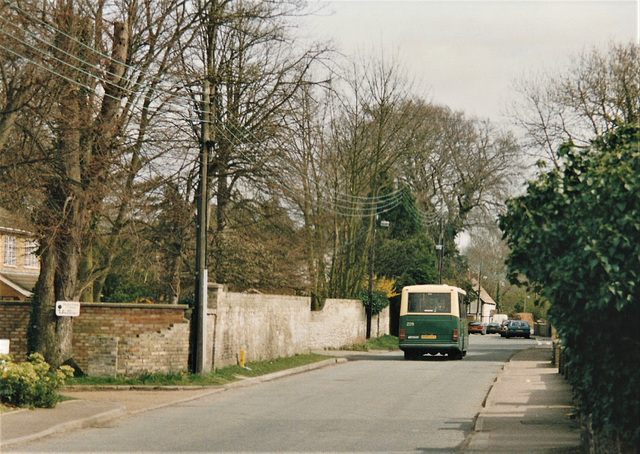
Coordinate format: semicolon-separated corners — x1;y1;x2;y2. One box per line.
463;342;582;453
1;343;583;453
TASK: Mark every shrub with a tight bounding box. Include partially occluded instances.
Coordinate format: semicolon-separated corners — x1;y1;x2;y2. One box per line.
0;353;74;408
355;288;389;316
500;124;640;448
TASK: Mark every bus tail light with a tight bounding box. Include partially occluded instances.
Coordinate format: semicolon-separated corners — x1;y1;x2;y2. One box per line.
452;329;458;341
399;329;405;341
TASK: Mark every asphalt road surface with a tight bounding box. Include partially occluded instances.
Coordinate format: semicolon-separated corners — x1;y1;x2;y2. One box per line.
8;335;536;453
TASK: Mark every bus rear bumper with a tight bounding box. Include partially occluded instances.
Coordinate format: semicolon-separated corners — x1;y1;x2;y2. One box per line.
399;342;463;357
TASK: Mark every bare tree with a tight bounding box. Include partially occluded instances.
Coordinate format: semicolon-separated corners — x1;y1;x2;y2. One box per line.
265;82;334;300
321;54;418;299
510;41;640;167
23;2;131;368
0;0;197;368
178;0;328;285
397;103;521;248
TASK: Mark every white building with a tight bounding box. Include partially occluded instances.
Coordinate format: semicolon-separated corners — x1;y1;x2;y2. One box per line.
468;277;496;325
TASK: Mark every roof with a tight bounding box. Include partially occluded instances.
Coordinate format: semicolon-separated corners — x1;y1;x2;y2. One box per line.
0;207;34;235
470;278;496;306
0;271;38;297
402;284;467;295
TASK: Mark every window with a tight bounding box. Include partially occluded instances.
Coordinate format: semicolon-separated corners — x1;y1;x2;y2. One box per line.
4;236;16;266
458;293;466;318
407;292;451;313
25;239;38;268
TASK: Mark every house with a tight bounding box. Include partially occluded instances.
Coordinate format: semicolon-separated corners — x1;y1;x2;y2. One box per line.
0;208;39;301
468;275;497;325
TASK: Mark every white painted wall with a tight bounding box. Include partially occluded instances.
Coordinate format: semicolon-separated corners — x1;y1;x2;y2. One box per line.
208;285;390;369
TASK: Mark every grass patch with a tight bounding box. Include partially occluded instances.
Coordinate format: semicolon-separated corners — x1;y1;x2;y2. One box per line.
1;402;19;413
67;353;331;388
340;335;399;351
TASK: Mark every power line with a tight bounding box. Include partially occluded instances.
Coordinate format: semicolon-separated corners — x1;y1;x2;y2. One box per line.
0;6;405;216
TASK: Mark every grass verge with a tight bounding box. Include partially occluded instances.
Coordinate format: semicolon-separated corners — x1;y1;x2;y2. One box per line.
2;339;399;409
339;334;399;351
66;353;332;388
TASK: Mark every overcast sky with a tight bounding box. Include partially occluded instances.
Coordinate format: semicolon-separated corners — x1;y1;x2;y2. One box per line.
303;1;639;123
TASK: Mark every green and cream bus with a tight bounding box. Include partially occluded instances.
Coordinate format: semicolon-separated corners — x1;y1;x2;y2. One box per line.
398;284;469;360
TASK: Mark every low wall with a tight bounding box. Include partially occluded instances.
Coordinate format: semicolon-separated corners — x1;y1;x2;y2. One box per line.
211;292;310;368
0;301;191;375
74;303;190;374
1;287;391;375
208;286;390;369
308;298;367;350
0;301;30;362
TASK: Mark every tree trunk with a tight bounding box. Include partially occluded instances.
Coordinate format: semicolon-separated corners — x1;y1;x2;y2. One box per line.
169;256;182;304
27;14;128;369
28;243;74;370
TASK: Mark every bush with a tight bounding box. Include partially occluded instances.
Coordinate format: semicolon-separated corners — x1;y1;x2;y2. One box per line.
0;353;74;408
500;125;640;448
355;288;389;316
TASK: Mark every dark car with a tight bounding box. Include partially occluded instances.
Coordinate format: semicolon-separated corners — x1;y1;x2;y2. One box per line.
504;320;531;339
468;321;486;335
486;322;500;334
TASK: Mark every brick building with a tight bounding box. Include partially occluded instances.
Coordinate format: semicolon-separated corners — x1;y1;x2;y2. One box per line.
0;208;39;302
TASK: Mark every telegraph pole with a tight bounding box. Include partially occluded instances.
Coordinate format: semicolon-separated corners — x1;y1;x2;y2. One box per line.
476;268;482;321
195;79;210;375
366;201;376;340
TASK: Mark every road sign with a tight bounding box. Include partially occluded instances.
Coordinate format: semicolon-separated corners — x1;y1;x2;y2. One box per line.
55;301;80;317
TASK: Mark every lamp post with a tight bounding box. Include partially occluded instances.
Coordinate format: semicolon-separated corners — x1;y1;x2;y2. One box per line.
437;216;444;284
367;217;389;339
366;210;376;340
436;244;443;284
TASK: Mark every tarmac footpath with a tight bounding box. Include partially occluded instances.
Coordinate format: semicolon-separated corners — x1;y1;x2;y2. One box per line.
462;342;582;453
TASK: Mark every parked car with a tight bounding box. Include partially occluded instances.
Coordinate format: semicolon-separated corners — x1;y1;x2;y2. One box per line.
499;320;511;337
468;321;486;335
504;320;531;339
486;322;501;334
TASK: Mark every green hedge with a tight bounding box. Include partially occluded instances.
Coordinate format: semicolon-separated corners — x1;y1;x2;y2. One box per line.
499;124;640;448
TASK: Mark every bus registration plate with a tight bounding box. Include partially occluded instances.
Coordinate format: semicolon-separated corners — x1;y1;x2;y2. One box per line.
421;334;437;340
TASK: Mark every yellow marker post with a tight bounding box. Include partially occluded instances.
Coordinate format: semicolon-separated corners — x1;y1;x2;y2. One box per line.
239;349;245;368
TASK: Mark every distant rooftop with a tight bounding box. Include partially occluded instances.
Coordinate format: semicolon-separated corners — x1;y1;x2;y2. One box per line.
0;207;34;235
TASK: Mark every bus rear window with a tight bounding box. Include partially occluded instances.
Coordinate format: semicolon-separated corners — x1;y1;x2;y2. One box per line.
407;293;451;313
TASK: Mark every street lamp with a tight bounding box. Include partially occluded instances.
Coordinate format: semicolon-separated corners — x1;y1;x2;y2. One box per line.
435;244;443;284
367;217;389;339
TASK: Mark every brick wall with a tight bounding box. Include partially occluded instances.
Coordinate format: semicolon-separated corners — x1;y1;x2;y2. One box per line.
1;288;391;375
0;301;190;374
0;301;30;362
73;303;190;372
117;322;190;376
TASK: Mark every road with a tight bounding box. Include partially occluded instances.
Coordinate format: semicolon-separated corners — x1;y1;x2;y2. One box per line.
8;335;536;453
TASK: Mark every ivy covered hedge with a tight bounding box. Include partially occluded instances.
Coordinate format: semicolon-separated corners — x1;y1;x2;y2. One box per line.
499;124;640;451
